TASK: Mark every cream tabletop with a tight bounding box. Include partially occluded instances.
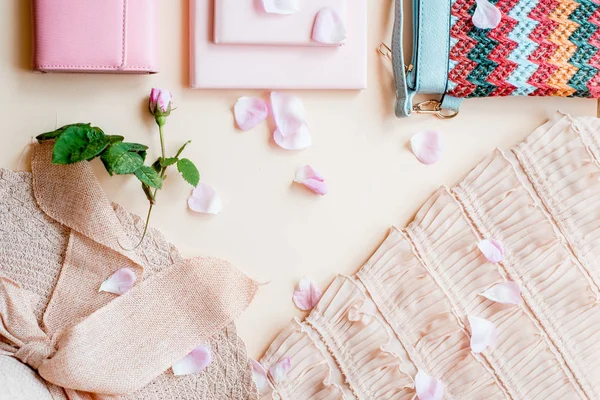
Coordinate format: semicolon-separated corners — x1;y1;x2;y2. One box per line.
0;0;597;360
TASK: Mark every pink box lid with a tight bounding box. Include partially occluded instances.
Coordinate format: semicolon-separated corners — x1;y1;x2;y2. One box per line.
214;0;346;46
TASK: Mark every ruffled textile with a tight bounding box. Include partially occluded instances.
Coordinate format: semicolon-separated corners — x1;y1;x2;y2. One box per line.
260;113;600;400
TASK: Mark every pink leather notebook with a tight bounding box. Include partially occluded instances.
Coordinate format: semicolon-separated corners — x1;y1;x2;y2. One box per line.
191;0;367;89
33;0;158;73
214;0;346;46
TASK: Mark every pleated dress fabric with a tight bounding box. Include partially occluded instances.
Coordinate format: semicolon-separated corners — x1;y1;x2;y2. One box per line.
259;113;600;400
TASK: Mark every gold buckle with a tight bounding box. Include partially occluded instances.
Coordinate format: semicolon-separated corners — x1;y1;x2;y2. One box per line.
413;100;459;120
377;43;413;73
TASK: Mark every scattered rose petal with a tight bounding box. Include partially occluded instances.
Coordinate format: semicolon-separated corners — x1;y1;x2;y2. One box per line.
481;282;522;305
263;0;300;14
312;7;347;45
294;165;328;195
250;359;271;395
234;97;269;131
415;370;444;400
410;131;443;165
271;92;306;136
472;0;502;29
273;124;312;150
468;316;498;353
478;238;504;263
348;300;377;324
293;277;322;311
99;268;136;295
269;357;291;384
172;345;213;376
188;183;222;214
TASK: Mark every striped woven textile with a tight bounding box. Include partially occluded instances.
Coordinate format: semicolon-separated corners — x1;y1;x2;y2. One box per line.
257;113;600;399
448;0;600;98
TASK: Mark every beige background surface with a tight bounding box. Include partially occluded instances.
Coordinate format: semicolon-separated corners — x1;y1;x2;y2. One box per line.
0;0;597;359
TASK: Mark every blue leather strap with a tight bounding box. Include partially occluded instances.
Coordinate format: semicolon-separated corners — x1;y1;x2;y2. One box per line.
392;0;412;117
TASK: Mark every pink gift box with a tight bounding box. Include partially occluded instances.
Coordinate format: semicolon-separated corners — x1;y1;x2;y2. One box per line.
191;0;367;89
33;0;159;73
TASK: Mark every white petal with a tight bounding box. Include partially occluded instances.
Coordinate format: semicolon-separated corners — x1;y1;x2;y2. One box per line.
293;277;322;311
410;131;444;165
99;268;136;295
273;124;312;150
294;165;328;195
415;370;444;400
188;184;222;215
263;0;300;14
481;282;522;305
312;7;347;45
468;316;498;353
478;238;504;263
270;92;306;137
472;0;502;29
250;359;272;395
172;345;212;376
234;97;269;131
269;357;291;384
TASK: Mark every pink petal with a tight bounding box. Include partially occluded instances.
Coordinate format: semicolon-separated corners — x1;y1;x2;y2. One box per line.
293;277;322;311
415;370;444;400
172;345;212;376
262;0;300;15
250;359;272;395
188;183;222;215
468;316;498;353
99;268;136;295
270;92;306;137
294;165;328;195
268;357;291;384
347;300;377;324
410;131;444;165
234;97;269;131
478;238;504;263
312;7;347;45
481;282;522;305
273;124;312;150
149;88;160;113
157;90;172;113
472;0;502;29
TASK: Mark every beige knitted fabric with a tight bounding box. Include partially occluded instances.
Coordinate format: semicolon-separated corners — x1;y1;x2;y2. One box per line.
0;144;258;399
259;113;600;400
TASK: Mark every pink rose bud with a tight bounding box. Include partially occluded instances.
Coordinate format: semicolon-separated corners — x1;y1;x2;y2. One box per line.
149;88;173;125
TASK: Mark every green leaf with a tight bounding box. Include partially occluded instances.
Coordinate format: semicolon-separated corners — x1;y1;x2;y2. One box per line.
177;158;200;187
51;125;110;165
100;142;146;175
175;141;192;158
107;135;125;144
135;165;163;189
160;157;178;167
152;159;162;173
36;123;91;143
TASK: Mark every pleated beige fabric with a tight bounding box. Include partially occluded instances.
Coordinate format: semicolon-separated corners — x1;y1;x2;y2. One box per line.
0;142;259;399
260;113;600;400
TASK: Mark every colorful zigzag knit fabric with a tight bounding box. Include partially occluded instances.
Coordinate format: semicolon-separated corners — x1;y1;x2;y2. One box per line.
447;0;600;98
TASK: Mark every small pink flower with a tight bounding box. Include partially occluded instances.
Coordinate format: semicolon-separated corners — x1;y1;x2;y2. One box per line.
149;88;173;118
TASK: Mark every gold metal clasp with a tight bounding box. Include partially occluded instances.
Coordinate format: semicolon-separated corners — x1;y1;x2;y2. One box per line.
377;43;413;73
413;100;459;120
378;43;392;59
